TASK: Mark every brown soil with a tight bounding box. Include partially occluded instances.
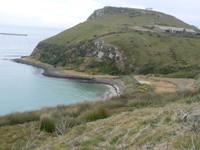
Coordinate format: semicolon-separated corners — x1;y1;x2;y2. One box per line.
134;75;195;93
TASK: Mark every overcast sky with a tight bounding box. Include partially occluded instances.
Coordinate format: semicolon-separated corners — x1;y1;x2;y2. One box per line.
1;0;199;29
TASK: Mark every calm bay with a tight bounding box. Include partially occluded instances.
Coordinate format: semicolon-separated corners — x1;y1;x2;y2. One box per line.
0;26;109;115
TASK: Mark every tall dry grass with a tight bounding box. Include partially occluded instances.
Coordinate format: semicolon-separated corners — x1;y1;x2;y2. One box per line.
0;89;200;134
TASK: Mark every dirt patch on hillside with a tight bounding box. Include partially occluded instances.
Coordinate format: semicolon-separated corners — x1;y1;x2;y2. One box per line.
134;75;195;92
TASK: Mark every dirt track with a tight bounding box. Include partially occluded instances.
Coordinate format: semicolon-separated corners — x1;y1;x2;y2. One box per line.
134;75;195;92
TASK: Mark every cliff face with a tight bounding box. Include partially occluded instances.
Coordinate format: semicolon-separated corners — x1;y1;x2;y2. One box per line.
87;6;136;20
32;38;125;74
31;6;200;75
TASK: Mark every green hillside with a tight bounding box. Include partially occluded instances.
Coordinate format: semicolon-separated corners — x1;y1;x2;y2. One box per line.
31;6;200;76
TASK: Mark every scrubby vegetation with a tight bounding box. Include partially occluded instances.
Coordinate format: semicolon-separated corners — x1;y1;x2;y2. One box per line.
40;114;55;133
1;88;200;149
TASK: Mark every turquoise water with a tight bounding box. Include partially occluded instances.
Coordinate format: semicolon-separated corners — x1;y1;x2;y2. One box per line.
0;26;108;115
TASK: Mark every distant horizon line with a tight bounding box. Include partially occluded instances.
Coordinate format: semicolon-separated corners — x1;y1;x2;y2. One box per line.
0;32;28;36
0;24;68;30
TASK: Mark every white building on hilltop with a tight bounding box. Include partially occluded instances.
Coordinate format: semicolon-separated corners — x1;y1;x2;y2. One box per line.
153;25;197;35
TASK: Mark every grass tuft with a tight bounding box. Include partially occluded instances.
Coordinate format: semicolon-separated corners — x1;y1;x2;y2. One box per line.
0;111;40;126
84;107;110;122
40;114;55;133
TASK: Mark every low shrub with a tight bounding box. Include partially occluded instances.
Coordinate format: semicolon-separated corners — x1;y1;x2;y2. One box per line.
40;114;55;133
5;111;39;126
55;117;81;135
84;108;110;122
163;116;172;124
127;92;177;109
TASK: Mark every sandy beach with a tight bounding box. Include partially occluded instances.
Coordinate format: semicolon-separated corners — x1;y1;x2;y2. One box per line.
14;57;125;99
134;75;195;92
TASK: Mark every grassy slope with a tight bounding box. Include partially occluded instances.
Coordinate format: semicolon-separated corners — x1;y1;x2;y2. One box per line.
43;8;196;46
2;90;200;149
104;31;200;74
31;7;200;76
38;103;200;150
2;75;200;149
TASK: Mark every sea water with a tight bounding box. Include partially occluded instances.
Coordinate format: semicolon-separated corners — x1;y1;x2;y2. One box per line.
0;26;109;115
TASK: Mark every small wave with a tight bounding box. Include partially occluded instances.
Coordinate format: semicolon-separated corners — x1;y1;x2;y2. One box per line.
103;85;118;100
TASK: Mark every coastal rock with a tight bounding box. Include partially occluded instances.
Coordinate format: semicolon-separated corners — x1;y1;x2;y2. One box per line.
92;39;125;70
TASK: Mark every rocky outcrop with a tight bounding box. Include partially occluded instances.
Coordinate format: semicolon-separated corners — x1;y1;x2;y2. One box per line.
78;38;125;70
87;6;144;20
31;38;125;74
93;39;125;70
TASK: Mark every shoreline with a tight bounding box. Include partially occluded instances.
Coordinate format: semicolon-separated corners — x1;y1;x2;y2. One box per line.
14;57;125;99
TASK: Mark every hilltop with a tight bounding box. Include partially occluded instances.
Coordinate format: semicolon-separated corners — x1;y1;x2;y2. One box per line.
30;6;200;76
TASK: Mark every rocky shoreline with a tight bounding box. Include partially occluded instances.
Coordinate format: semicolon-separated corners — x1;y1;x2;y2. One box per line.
14;57;125;99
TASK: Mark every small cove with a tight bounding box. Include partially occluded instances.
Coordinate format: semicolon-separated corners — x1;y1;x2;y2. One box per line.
0;26;110;115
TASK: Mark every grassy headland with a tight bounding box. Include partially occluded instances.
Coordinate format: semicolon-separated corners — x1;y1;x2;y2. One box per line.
30;6;200;77
2;6;200;149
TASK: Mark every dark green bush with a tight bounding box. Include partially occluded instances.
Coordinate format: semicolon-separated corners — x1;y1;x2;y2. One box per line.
84;108;110;122
40;114;55;133
163;116;172;124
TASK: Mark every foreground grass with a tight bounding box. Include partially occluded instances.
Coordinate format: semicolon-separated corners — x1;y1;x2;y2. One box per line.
1;89;200;149
46;103;200;150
